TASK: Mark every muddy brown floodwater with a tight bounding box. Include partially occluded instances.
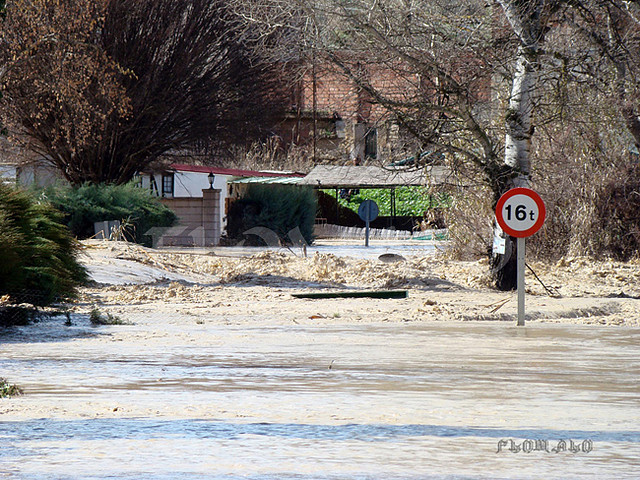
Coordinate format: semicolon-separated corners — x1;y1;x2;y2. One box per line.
1;312;639;479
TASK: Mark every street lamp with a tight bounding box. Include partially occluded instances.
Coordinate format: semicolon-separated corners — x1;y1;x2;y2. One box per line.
208;172;215;189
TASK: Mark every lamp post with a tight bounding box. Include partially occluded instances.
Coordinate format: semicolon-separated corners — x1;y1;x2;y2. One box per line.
208;172;215;189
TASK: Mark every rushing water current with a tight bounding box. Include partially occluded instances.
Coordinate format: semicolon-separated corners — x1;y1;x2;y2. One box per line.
1;316;639;479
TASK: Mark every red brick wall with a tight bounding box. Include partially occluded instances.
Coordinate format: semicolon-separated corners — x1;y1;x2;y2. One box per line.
298;63;419;124
276;59;492;162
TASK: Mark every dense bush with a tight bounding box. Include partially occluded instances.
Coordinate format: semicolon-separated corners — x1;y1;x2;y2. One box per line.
44;182;177;246
445;101;640;263
593;165;640;261
227;185;317;245
0;184;87;311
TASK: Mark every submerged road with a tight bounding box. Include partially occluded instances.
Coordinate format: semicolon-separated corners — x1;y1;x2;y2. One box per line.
1;316;639;479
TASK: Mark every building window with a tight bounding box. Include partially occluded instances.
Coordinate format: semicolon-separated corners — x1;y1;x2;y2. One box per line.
162;174;174;198
365;127;377;159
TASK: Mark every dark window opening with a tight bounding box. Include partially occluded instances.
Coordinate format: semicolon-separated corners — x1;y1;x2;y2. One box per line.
365;128;377;159
162;174;174;198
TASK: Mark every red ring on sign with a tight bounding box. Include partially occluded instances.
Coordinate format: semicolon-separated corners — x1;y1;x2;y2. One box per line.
495;187;546;238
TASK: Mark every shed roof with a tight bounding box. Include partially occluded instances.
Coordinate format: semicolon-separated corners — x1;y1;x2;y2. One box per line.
299;165;450;189
229;176;303;185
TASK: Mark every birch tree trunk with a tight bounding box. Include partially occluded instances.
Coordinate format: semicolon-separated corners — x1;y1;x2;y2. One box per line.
492;0;543;290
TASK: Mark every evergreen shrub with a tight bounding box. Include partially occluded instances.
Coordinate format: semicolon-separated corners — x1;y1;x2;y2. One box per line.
227;185;317;245
44;182;177;246
0;184;87;312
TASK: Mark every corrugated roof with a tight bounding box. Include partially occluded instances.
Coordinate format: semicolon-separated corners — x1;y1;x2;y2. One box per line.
229;176;303;185
299;165;451;188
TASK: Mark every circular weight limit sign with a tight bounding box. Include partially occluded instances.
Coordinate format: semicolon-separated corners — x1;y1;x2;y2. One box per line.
358;199;379;222
496;187;546;238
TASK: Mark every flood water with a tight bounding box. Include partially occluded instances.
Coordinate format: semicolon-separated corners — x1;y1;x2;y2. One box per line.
1;316;639;479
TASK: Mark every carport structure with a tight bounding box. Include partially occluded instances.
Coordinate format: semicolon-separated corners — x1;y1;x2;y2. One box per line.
299;164;452;223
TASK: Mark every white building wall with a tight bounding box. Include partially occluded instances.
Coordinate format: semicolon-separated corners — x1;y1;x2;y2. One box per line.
142;170;231;237
173;171;227;198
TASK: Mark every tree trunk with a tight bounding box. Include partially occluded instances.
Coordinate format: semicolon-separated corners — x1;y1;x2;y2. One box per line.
492;0;542;290
490;229;518;291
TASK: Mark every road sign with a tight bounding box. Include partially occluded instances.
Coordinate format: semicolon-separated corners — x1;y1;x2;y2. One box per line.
495;187;546;238
495;187;546;327
358;200;379;222
358;200;379;247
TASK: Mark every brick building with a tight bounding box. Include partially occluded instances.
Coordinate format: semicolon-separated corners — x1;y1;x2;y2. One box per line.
276;56;491;166
276;62;415;165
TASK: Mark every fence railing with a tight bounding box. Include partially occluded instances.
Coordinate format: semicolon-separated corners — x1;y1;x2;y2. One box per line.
314;223;447;241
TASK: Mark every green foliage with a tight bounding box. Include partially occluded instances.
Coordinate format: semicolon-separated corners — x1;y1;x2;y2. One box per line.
0;184;87;308
44;182;177;246
323;187;451;216
0;378;22;398
89;308;128;325
227;185;317;245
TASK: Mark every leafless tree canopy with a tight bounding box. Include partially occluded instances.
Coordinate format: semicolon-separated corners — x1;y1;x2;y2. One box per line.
1;0;288;184
259;0;520;195
0;0;128;178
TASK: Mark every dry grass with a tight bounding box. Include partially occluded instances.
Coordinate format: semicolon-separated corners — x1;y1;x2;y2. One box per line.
443;184;494;260
219;139;316;173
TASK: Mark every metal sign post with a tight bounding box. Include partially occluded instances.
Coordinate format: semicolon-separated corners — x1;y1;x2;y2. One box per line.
358;199;379;247
517;237;526;326
495;188;546;327
366;218;370;246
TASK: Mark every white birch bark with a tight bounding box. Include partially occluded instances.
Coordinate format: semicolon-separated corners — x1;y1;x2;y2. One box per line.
498;0;543;188
491;0;544;290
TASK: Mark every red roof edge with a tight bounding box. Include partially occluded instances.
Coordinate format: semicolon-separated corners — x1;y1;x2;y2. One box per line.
169;164;305;178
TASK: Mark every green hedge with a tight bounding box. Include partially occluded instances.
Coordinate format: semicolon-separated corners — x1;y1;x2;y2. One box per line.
44;182;177;246
323;186;450;216
0;184;87;308
227;185;317;245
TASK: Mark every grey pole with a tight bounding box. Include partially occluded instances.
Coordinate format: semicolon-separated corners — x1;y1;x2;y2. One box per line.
365;202;370;247
517;237;526;326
